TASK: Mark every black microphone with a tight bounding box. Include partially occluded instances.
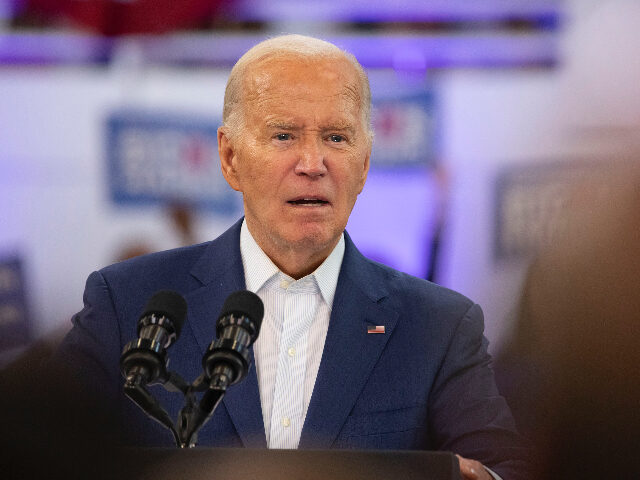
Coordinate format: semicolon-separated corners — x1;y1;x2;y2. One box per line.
120;290;187;386
202;290;264;388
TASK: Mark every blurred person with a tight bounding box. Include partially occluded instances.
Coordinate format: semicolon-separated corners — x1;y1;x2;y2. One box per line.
112;202;199;263
0;333;143;480
497;159;640;478
114;241;154;262
167;202;198;247
55;35;529;480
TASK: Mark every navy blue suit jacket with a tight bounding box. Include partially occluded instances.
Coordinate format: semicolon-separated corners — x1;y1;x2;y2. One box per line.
58;219;528;478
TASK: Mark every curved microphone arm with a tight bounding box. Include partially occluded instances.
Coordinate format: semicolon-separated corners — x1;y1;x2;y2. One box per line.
123;371;181;447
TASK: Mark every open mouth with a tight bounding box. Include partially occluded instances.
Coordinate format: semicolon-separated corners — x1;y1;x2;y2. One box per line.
287;198;329;206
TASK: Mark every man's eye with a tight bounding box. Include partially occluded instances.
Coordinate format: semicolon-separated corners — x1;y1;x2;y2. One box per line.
329;134;344;143
275;133;291;141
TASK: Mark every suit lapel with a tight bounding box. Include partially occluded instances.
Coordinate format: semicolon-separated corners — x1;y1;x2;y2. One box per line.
186;218;266;448
299;235;399;449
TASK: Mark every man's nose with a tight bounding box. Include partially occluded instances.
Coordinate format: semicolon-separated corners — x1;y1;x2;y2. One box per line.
294;138;327;177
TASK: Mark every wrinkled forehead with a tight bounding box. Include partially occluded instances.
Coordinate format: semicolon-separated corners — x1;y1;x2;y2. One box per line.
241;55;363;115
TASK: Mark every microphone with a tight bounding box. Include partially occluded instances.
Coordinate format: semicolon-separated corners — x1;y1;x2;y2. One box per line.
202;290;264;388
120;290;187;386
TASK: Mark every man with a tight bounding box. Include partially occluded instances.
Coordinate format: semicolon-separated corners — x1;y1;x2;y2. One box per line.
57;35;528;480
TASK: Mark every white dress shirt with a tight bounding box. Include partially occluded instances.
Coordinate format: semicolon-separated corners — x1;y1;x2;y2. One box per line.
239;220;344;449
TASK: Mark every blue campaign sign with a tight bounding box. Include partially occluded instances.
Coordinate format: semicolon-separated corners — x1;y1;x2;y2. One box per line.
370;93;436;169
0;255;30;352
106;111;242;214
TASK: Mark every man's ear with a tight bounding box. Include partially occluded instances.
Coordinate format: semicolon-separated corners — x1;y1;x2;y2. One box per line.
357;144;372;194
218;126;242;192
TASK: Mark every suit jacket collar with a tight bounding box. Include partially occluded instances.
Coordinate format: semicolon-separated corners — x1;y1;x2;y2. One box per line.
189;217;245;289
185;218;399;449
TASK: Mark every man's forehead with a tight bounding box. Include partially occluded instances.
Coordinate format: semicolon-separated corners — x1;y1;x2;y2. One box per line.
242;55;362;105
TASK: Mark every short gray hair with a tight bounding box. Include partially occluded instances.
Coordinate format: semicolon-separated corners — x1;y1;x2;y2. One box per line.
222;34;372;140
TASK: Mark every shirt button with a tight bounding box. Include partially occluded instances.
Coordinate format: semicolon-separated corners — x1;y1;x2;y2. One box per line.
288;347;296;357
280;279;289;289
282;417;291;427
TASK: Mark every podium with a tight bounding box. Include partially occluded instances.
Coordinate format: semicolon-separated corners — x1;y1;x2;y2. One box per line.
119;448;461;480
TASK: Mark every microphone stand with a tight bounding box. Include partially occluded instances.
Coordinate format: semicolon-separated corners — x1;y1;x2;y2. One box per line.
176;371;229;448
122;364;230;448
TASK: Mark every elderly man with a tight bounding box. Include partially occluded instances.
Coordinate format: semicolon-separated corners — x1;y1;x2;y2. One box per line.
58;35;528;480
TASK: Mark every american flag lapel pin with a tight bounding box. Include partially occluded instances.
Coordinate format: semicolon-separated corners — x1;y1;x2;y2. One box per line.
367;325;385;334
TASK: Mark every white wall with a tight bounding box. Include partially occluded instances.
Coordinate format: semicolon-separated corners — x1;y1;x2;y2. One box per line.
437;69;564;349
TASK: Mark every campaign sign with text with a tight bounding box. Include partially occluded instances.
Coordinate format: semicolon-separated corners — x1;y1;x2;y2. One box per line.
370;93;436;169
107;112;241;214
494;161;601;260
0;255;30;351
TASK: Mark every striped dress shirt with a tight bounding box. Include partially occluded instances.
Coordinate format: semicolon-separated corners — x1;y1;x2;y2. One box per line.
240;220;345;449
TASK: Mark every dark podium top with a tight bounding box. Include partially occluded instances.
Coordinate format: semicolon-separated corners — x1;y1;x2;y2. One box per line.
118;448;461;480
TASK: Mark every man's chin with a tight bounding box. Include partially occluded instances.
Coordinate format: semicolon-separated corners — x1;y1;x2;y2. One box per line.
282;228;341;255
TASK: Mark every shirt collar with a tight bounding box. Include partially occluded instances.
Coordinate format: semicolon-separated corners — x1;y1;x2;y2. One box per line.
240;219;345;309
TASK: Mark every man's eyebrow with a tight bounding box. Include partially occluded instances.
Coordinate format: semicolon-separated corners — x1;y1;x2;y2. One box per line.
264;120;356;132
265;120;298;130
321;122;356;133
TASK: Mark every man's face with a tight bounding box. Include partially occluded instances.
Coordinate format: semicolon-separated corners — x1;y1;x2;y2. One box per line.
219;55;371;272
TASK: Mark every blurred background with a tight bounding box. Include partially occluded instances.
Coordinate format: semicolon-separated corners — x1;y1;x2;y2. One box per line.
1;0;639;367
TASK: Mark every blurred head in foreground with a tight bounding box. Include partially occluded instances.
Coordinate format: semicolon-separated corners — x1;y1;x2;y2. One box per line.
504;158;640;478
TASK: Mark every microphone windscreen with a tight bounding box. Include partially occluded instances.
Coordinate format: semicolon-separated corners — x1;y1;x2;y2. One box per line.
218;290;264;331
141;290;188;337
